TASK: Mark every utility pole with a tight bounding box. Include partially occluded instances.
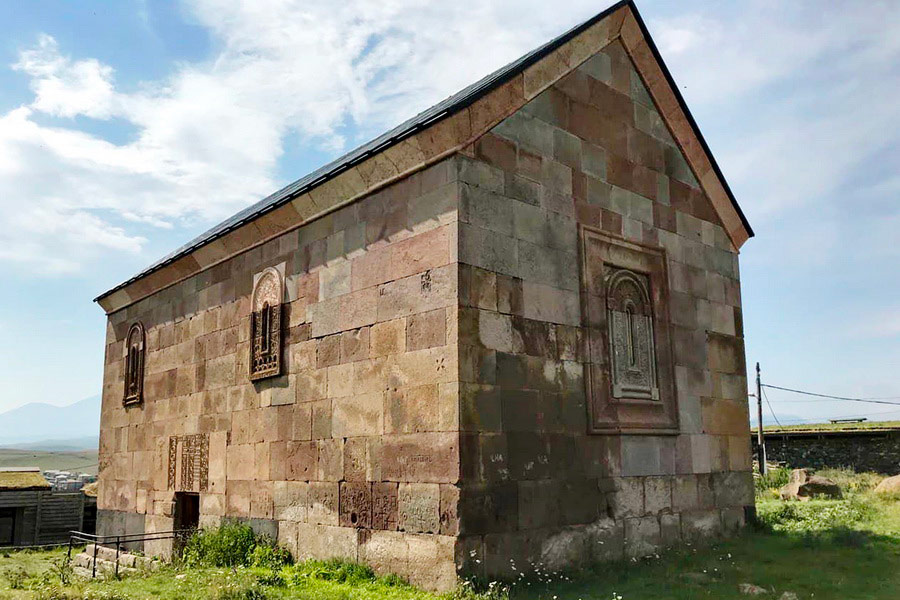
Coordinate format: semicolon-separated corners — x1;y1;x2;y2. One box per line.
756;362;767;476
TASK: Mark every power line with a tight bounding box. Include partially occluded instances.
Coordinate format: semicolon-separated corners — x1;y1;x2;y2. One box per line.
761;386;783;428
761;384;900;406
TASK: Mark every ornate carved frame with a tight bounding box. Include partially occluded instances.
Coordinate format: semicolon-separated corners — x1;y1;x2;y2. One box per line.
123;322;145;406
579;226;679;434
249;266;284;381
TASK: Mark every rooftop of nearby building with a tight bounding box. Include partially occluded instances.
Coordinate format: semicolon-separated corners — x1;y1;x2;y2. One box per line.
0;467;52;491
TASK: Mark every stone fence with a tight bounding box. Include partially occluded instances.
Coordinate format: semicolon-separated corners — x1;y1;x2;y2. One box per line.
752;428;900;475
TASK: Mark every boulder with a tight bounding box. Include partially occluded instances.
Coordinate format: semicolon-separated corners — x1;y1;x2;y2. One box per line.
874;474;900;495
739;583;767;595
779;469;842;501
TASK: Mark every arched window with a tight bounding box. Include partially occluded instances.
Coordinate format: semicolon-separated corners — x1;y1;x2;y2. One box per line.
250;267;283;381
123;322;145;406
606;269;659;401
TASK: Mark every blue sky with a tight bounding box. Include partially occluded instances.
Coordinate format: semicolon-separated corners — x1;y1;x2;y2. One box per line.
0;0;897;427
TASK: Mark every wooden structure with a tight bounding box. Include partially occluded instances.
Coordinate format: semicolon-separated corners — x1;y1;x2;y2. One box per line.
0;467;97;547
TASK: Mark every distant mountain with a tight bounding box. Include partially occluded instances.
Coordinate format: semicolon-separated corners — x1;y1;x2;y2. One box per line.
0;395;100;449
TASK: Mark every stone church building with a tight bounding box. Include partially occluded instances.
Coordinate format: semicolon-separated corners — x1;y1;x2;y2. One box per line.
95;1;754;589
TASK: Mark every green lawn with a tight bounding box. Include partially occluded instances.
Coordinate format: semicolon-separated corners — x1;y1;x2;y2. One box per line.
2;470;899;600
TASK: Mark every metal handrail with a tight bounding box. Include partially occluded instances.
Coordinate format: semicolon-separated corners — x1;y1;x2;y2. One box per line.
67;529;194;579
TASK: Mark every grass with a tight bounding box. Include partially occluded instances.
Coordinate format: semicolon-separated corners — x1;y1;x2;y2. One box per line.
0;449;98;475
1;471;899;599
751;419;900;433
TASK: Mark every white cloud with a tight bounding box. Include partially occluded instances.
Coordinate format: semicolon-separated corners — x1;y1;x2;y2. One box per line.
1;0;898;276
650;1;900;221
0;0;603;275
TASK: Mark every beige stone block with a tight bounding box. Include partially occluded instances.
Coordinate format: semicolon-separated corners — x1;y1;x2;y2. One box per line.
701;399;747;435
251;480;274;519
341;327;370;363
308;482;339;526
295;523;357;561
407;308;448;351
332;393;384;438
340;287;379;332
644;476;672;515
522;282;580;326
405;534;458;591
296;369;327;402
327;363;354;398
398;483;441;534
359;530;408;579
226;444;255;481
255;442;271;481
317;438;344;480
226;480;251;516
277;520;299;557
624;515;661;558
200;493;226;517
370;318;406;357
319;261;351;300
391;225;453;281
389;346;456;389
376;264;456;322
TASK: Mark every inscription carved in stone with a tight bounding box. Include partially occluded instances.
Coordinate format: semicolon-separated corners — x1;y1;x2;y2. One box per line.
250;267;283;381
167;433;209;492
606;268;658;401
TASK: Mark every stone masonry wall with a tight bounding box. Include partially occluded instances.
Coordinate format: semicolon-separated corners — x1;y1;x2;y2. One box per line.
755;432;900;475
453;40;752;579
96;36;755;590
98;157;462;588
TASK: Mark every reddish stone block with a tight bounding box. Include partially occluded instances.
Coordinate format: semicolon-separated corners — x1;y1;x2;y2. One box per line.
475;133;517;172
316;335;341;368
372;482;399;531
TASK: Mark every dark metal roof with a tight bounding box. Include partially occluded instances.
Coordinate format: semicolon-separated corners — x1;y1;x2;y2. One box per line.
96;0;751;303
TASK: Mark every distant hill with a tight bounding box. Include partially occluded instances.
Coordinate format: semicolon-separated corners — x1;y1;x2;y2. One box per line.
0;448;98;475
0;395;100;450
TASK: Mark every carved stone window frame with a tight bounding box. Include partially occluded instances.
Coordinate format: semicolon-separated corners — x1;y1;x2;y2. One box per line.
123;322;145;406
579;226;678;435
249;265;284;381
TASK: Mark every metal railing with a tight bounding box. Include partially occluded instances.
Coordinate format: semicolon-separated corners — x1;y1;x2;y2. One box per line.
67;529;193;579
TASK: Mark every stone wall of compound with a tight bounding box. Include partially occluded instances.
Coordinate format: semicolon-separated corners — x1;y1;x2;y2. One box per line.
98;157;463;589
451;40;753;579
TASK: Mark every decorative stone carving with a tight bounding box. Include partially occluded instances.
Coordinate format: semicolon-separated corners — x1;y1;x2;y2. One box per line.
123;322;145;406
607;268;659;401
250;267;284;381
579;226;678;434
167;433;209;492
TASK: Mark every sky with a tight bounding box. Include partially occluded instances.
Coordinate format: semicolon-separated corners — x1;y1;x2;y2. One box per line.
0;0;897;426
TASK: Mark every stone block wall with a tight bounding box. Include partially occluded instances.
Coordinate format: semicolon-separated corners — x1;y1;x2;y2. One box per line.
98;157;463;588
452;40;752;578
97;36;754;591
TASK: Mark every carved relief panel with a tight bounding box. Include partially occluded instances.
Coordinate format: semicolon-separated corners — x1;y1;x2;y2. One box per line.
167;433;209;492
123;322;145;406
249;266;284;381
580;227;678;434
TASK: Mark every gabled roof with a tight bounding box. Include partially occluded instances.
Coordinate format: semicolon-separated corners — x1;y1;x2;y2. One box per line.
0;467;51;491
96;0;752;312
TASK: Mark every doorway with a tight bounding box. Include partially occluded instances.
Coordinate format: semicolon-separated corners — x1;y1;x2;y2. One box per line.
0;507;15;546
174;492;200;532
